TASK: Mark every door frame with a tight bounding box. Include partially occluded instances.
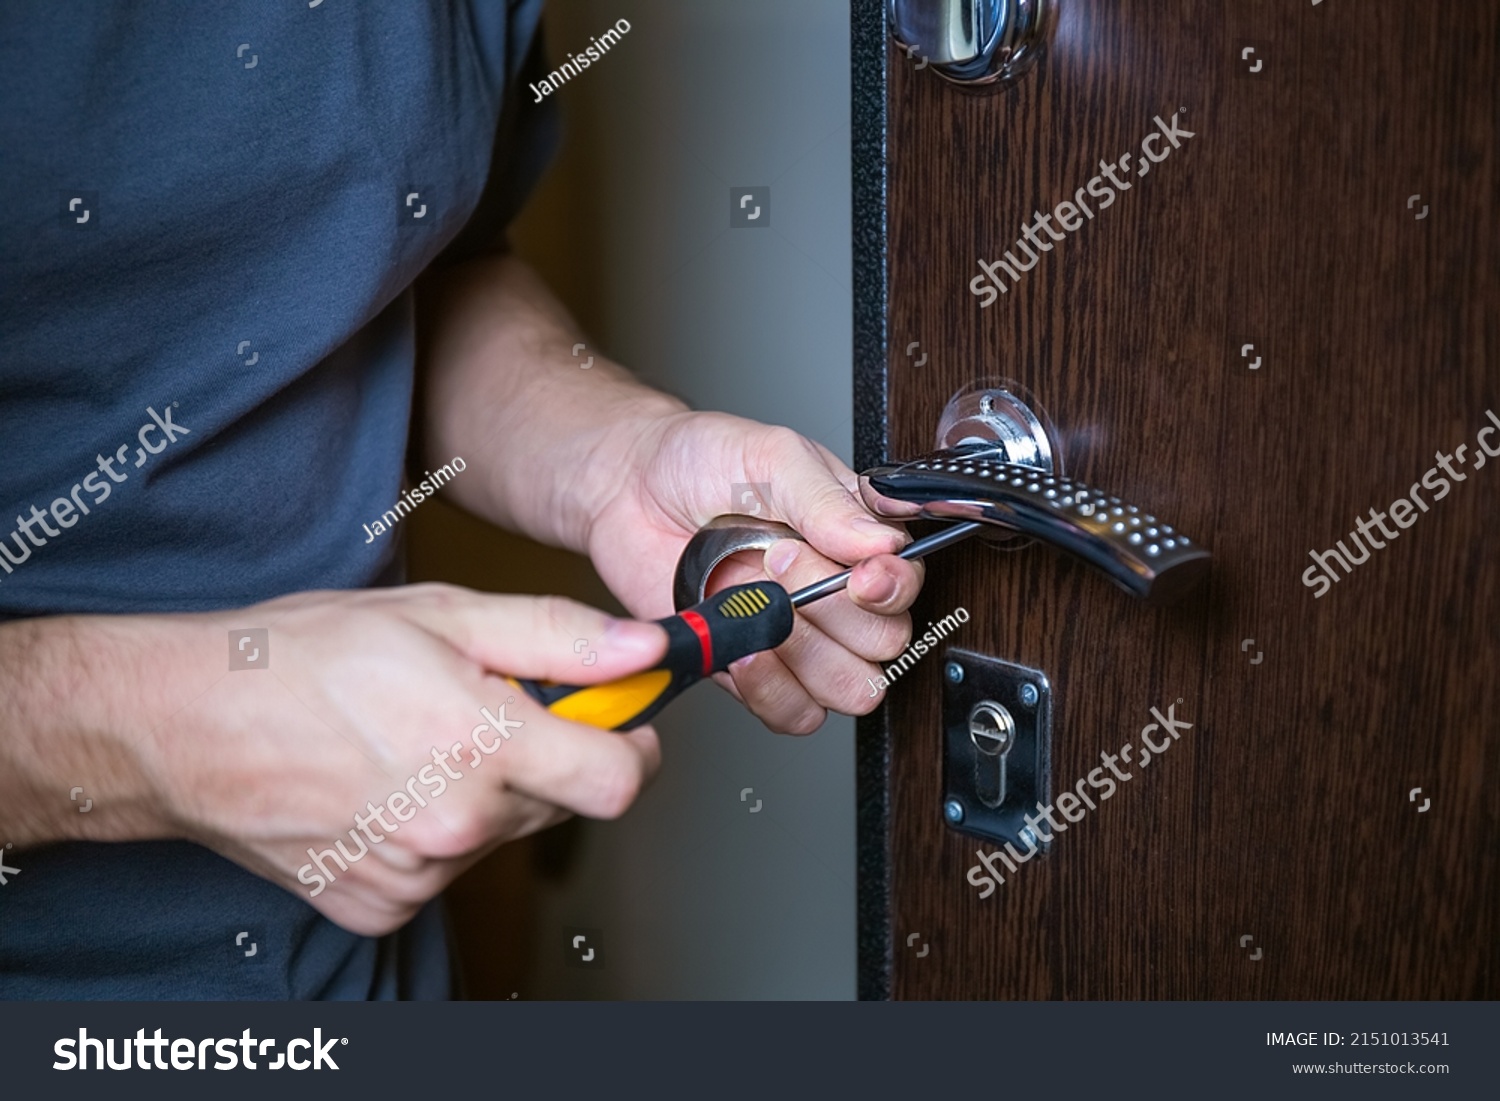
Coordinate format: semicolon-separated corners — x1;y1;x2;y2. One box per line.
851;0;893;1002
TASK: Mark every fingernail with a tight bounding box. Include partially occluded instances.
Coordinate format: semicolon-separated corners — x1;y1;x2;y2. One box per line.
853;516;907;546
600;618;665;653
765;539;800;577
862;565;898;605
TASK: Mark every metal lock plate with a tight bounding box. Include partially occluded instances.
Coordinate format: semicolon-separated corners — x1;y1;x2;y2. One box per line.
942;649;1052;850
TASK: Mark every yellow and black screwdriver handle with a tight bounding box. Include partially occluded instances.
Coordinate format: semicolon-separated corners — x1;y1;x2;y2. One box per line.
514;582;796;731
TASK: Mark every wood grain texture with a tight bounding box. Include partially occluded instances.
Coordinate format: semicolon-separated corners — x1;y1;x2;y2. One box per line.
876;0;1499;999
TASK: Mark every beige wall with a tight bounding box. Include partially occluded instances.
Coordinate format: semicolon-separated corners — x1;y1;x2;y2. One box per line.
414;0;855;999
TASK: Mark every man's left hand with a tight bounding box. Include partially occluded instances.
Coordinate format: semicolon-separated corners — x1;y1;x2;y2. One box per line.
586;411;922;734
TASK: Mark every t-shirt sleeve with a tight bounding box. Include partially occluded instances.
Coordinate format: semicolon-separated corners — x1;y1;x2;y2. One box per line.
434;14;561;266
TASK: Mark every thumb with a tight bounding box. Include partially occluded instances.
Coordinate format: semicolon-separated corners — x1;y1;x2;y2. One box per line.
747;432;911;566
405;590;668;683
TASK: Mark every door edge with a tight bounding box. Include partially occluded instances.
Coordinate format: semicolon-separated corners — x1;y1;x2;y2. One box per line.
851;0;892;1002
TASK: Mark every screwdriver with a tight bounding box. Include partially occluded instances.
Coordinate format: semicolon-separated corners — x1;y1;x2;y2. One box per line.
516;520;983;730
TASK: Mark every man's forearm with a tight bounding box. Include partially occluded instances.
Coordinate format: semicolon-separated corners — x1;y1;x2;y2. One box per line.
0;615;175;847
415;254;687;553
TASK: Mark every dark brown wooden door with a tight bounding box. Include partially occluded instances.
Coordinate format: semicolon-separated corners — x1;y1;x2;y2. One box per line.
855;0;1499;999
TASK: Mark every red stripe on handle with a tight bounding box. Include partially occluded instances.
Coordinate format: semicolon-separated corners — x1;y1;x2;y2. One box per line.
681;610;714;676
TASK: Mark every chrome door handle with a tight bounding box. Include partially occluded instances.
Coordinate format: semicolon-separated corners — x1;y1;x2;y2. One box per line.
887;0;1052;85
862;448;1210;603
672;381;1209;606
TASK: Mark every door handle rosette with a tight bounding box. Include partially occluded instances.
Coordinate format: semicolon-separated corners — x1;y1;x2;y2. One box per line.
887;0;1053;87
862;446;1210;603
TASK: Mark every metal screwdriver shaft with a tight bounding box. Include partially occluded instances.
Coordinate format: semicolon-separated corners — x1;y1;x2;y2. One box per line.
787;520;984;608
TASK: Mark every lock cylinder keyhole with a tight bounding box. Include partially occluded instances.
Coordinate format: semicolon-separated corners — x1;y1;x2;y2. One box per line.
969;701;1016;809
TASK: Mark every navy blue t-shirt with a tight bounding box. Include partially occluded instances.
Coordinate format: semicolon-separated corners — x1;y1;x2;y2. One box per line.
0;1;556;998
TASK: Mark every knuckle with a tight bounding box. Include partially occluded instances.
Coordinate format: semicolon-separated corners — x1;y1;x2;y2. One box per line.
411;581;463;606
752;425;821;474
381;871;441;908
763;704;826;736
828;665;881;714
446;810;492;852
866;617;913;662
799;655;882;715
847;690;882;716
407;807;487;857
761;424;808;457
762;715;801;735
788;706;827;736
590;759;645;819
535;593;586;637
822;609;909;663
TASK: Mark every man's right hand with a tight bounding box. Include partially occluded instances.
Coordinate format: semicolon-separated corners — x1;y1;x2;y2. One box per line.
0;585;668;937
